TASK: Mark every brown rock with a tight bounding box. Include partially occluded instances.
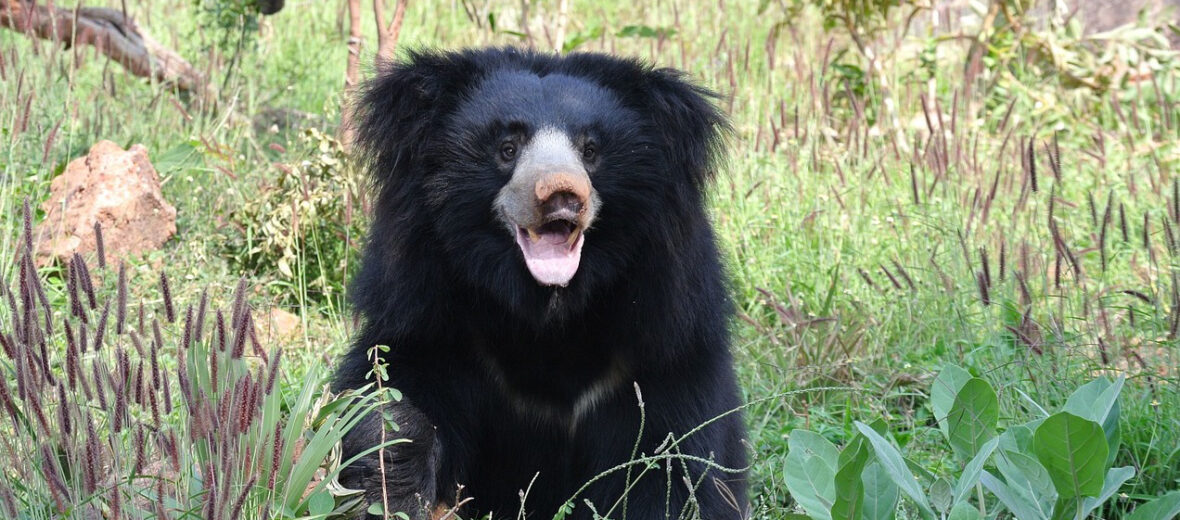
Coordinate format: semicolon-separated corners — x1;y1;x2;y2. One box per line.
35;140;177;266
256;307;301;342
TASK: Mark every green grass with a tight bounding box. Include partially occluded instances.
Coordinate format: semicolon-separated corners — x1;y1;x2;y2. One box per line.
1;0;1179;518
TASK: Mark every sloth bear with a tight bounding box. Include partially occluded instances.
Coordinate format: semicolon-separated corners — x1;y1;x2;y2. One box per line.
334;47;747;519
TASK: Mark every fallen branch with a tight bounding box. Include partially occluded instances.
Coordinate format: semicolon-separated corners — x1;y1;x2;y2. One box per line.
1;1;212;98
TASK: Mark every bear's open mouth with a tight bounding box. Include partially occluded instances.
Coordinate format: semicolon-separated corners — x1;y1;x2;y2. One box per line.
515;218;584;287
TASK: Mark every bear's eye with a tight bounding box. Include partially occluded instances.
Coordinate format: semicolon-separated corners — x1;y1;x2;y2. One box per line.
582;143;597;162
499;141;518;162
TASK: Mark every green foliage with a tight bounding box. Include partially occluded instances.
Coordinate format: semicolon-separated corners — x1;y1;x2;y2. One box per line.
1125;491;1180;520
563;25;605;53
946;378;999;461
192;0;266;52
222;128;365;308
984;1;1176;92
616;25;677;39
785;430;839;519
784;366;1177;519
564;24;677;53
831;438;868;520
854;421;937;519
773;0;902;38
1033;413;1107;501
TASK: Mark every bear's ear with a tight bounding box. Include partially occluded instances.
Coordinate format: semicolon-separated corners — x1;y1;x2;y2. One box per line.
638;68;731;188
351;50;483;186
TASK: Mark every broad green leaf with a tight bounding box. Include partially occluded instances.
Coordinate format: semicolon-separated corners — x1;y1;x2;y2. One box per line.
1078;466;1134;519
832;439;869;520
953;437;999;505
783;515;814;520
785;430;839;520
1033;412;1108;500
947;378;999;460
905;457;938;484
861;462;899;520
932;365;973;441
1063;376;1124;466
1063;376;1123;426
931;477;954;514
854;422;937;519
981;470;1048;520
998;425;1036;456
1126;491;1180;520
948;502;983;520
839;433;870;468
1051;495;1080;520
789;430;840;466
307;490;334;516
996;450;1057;503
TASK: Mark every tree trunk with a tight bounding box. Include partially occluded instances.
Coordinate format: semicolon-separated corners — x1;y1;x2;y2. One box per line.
340;0;363;148
373;0;408;65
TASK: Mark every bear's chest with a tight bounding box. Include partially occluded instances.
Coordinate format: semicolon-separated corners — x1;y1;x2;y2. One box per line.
472;335;630;427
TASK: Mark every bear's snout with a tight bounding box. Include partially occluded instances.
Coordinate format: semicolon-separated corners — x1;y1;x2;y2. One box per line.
494;129;601;287
537;175;587;226
535;172;590;215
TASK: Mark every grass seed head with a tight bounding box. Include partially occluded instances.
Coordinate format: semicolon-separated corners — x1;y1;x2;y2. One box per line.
94;299;111;351
160;271;175;323
94;222;106;269
116;262;127;334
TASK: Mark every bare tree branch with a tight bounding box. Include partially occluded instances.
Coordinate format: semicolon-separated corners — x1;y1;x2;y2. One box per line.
374;0;407;65
0;0;211;98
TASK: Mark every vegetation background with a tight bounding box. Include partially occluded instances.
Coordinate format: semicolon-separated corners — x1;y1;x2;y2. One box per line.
1;0;1179;518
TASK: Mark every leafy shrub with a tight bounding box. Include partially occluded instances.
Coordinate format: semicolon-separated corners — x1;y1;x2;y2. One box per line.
973;0;1180;126
782;365;1180;519
776;0;902;38
222;128;366;309
192;0;267;52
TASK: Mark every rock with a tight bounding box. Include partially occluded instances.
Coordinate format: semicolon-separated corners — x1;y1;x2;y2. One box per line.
35;140;177;266
255;307;301;342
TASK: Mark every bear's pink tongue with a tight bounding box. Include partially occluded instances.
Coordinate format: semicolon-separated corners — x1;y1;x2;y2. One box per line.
515;224;583;287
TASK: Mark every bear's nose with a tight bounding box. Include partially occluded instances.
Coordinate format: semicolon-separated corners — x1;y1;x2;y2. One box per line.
534;172;590;218
541;191;583;219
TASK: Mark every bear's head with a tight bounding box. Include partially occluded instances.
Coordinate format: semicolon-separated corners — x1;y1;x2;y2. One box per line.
352;48;727;323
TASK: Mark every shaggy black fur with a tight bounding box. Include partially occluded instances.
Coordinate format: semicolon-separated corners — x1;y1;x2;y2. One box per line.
334;47;747;520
